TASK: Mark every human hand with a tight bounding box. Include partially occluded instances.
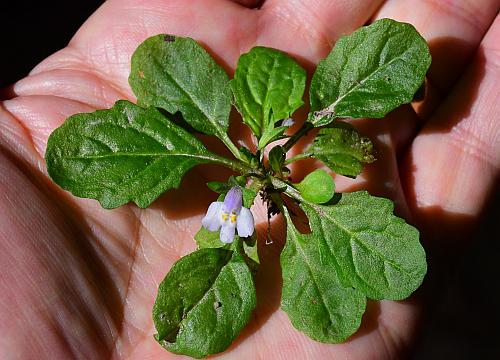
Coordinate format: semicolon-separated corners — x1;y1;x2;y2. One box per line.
0;0;498;358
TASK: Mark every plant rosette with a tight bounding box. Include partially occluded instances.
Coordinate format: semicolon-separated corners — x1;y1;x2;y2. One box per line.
45;18;430;358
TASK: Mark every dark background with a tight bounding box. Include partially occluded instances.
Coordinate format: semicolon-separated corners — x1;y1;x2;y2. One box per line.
0;2;106;87
1;1;498;358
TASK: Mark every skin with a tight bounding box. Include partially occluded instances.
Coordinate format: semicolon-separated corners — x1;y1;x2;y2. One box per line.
0;0;498;358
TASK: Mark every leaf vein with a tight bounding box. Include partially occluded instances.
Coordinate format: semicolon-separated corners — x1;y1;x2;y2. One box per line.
314;50;409;120
311;203;414;278
158;61;223;136
288;229;336;327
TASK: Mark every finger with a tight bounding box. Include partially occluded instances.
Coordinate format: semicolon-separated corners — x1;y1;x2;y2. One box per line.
0;149;119;359
11;68;127;109
222;298;419;359
404;15;500;241
257;0;386;64
29;0;257;97
374;0;499;117
3;95;95;156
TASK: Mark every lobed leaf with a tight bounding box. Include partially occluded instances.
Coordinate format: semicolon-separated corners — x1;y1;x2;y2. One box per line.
45;100;218;209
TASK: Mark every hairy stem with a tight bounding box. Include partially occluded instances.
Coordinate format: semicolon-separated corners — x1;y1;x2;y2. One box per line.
219;132;245;162
271;178;303;200
284;152;313;165
282;122;314;151
212;154;253;174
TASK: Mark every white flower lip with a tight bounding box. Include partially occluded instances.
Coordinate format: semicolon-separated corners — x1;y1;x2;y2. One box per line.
201;186;255;244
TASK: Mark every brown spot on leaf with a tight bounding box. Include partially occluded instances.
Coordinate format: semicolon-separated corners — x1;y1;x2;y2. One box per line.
138;71;145;78
164;35;176;42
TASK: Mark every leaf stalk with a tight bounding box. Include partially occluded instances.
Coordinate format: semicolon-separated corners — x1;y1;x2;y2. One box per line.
284;152;313;165
282;122;314;151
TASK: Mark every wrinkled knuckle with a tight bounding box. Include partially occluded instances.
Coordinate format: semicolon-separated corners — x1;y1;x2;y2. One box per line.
448;125;499;168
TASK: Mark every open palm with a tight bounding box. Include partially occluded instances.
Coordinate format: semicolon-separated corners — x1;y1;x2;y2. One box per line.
1;0;498;358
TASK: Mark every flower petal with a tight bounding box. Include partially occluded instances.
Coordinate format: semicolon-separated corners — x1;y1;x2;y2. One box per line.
237;207;254;238
202;201;223;231
282;118;294;127
223;187;243;214
220;222;236;244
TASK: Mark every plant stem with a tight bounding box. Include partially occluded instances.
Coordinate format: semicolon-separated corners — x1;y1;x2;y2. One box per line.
284;152;313;165
282;122;314;151
270;191;287;216
270;178;304;202
272;178;323;216
219;132;245;162
212;154;252;174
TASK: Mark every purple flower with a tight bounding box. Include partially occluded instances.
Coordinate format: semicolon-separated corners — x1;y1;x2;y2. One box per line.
282;118;294;127
202;187;255;244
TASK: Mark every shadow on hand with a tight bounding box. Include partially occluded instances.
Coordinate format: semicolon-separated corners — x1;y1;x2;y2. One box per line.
277;37;494;356
404;40;487;247
414;37;481;120
412;189;500;359
228;213;287;347
150;163;234;220
1;147;124;358
149;111;243;219
403;39;499;358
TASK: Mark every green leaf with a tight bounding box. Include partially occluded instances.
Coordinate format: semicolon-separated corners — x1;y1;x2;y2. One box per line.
206;181;229;194
281;208;366;343
194;229;259;269
228;175;247;188
242;188;258;208
129;35;231;137
194;227;226;249
243;234;260;265
45;100;220;209
239;147;259;167
231;47;306;147
153;248;256;358
295;169;335;204
268;145;286;175
207;176;247;195
310;122;374;178
309;18;431;126
302;191;427;300
257;125;288;150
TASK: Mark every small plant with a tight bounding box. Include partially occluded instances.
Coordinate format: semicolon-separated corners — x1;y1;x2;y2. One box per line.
45;18;430;358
